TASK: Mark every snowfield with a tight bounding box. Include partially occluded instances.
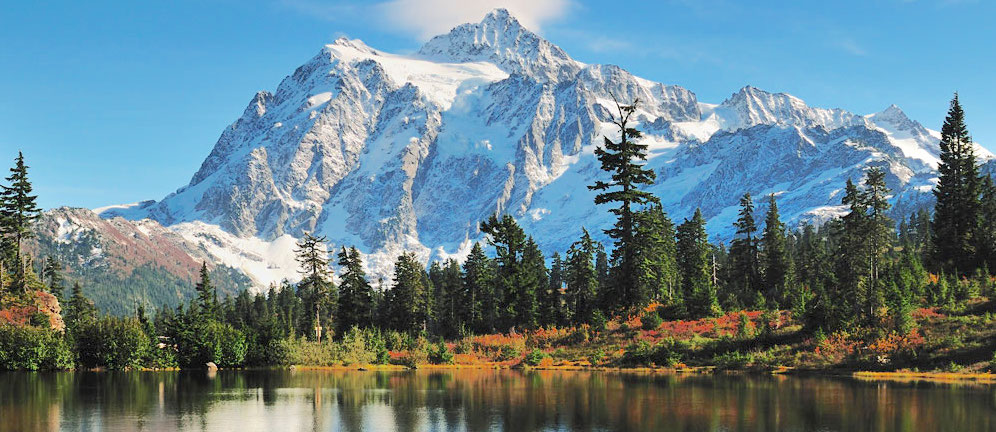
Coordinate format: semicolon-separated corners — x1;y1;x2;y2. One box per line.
91;9;991;289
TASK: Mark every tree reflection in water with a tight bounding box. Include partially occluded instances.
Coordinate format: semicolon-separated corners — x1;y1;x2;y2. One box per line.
1;369;995;431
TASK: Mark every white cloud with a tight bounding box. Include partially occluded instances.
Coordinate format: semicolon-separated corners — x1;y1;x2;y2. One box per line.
374;0;572;40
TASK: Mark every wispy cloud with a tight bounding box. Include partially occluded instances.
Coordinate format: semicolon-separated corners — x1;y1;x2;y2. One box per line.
282;0;573;40
832;37;868;56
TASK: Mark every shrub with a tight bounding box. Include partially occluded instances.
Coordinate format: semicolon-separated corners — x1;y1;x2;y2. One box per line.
524;349;550;366
589;348;605;365
75;316;149;370
401;336;430;368
641;312;663;331
590;310;607;334
339;327;378;365
429;340;454;365
735;312;753;339
175;320;247;368
497;345;521;361
0;324;73;371
714;350;752;369
283;337;338;366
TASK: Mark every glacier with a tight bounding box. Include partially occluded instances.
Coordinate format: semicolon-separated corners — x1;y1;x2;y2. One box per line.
93;8;991;288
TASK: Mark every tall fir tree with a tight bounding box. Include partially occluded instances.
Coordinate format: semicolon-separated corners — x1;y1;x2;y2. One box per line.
729;192;760;307
632;204;679;306
294;233;334;341
462;242;495;333
565;229;599;326
429;258;463;337
932;93;981;274
588;99;659;313
386;252;430;333
761;194;792;308
977;175;996;272
480;214;531;330
543;252;566;327
335;246;374;336
41;256;65;299
0;151;42;290
677;209;720;318
194;262;217;317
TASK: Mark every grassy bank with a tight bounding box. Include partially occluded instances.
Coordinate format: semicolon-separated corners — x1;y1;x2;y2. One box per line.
285;298;995;381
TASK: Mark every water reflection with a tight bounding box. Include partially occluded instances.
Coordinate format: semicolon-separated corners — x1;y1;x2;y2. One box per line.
1;369;995;431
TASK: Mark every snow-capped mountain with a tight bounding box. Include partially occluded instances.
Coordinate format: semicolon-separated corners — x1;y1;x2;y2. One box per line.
93;9;990;288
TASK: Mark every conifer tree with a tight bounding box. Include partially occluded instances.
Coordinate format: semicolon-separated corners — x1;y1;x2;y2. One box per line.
41;256;65;299
517;237;546;330
294;233;333;340
480;214;531;330
462;242;495;333
633;204;678;306
565;229;599;326
429;258;463;337
977;175;996;272
335;246;374;335
932;93;981;274
729;193;760;306
65;281;96;329
588;99;658;313
834;179;869;326
194;262;216;316
543;252;566;327
386;252;430;333
677;209;720;317
761;194;792;307
0;152;42;289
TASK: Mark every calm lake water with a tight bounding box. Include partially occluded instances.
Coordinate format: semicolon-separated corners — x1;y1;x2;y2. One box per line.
1;369;995;431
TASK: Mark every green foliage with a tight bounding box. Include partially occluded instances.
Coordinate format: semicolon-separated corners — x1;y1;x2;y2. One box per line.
932;93;982;275
429;339;454;365
524;348;550;366
641;311;663;330
175;319;247;368
588;99;659;312
74;316;149;370
0;324;72;371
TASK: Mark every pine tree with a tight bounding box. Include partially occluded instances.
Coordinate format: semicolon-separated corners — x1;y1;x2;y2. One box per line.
41;256;65;299
677;209;720;318
480;214;530;330
932;93;981;274
429;258;463;337
0;151;42;290
65;281;96;329
294;233;334;341
833;179;869;327
729;192;760;307
386;252;430;333
544;252;566;327
518;237;547;330
977;175;996;272
462;242;495;333
761;194;792;308
565;229;599;326
588;99;659;313
863;167;893;292
335;246;374;336
632;204;679;306
194;262;216;316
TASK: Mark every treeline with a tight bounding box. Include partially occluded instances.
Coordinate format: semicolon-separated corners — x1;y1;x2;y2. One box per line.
2;95;996;371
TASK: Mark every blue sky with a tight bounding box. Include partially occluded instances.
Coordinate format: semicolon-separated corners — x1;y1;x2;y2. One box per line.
2;0;994;209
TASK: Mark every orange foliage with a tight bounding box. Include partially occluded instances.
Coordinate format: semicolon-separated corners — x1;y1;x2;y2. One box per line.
912;307;945;320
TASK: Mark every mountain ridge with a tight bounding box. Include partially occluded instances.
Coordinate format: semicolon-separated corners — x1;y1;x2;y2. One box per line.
78;8;990;298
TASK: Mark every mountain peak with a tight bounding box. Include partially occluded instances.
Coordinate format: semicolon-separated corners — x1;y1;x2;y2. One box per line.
417;9;580;82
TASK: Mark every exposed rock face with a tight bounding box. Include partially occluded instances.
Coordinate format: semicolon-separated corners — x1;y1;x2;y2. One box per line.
0;291;65;332
82;8;990;288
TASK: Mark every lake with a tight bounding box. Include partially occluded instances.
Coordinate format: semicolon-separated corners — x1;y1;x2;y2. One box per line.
1;369;994;431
